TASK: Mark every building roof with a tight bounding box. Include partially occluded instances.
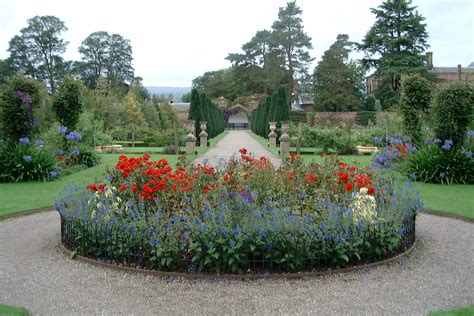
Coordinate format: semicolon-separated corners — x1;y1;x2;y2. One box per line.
432;66;474;73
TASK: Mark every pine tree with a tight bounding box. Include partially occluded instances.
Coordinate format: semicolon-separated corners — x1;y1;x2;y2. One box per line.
359;0;432;94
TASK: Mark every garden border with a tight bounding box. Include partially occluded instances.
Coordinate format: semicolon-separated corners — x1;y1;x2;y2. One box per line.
58;238;417;281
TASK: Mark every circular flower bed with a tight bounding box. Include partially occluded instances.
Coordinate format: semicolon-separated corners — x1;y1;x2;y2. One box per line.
56;150;419;275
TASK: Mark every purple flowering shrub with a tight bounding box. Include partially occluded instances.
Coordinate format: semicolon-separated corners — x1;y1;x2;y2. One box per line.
0;76;44;142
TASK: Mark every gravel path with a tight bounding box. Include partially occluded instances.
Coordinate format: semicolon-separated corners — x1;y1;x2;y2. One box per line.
0;211;473;315
194;130;282;167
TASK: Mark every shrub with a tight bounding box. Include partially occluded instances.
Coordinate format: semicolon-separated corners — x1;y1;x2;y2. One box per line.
434;83;474;149
0;140;57;182
406;141;474;184
0;76;44;142
56;151;420;274
52;77;84;131
400;75;431;145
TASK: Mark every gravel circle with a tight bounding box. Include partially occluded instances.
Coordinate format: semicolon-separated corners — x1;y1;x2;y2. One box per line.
1;211;473;315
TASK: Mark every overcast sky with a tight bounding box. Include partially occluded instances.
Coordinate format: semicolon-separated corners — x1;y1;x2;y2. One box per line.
0;0;472;87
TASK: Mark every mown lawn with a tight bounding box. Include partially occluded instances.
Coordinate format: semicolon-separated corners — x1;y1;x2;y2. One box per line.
0;304;28;316
429;305;474;316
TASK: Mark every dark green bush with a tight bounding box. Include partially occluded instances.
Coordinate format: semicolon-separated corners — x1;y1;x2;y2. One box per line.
77;146;100;168
52;77;84;130
0;142;57;182
406;145;474;184
400;75;431;145
434;83;474;149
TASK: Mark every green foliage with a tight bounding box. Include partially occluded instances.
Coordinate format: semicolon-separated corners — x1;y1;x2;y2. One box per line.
0;142;57;182
407;145;473;184
8;15;68;92
355;111;377;126
359;0;432;93
433;83;474;149
52;77;84;130
0;75;44;142
400;75;432;144
77;146;100;168
302;127;358;154
313;34;363;111
76;110;112;147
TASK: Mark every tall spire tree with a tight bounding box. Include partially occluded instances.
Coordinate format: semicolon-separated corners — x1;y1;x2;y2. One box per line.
359;0;431;94
271;1;313;93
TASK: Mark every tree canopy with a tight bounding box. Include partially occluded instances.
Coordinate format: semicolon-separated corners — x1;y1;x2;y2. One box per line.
313;34;364;111
8;15;69;92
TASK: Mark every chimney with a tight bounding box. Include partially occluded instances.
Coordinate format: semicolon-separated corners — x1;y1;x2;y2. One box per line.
457;64;462;81
426;52;433;70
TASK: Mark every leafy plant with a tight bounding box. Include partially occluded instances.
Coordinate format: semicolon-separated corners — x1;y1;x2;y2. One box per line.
0;141;57;182
406;144;473;184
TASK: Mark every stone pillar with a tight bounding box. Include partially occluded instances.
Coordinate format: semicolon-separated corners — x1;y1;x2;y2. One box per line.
185;120;196;155
279;120;290;155
268;122;277;147
199;121;208;148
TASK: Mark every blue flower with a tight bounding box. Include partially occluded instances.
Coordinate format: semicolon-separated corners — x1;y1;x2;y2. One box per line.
23;155;32;163
49;170;58;178
19;137;30;145
402;136;412;143
408;172;416;181
441;139;453;151
228;240;236;249
58;125;68;135
406;143;417;153
150;238;158;247
374;136;383;144
66;131;82;142
468;131;474;139
465;151;473;159
53;149;64;155
439;172;446;178
34;139;45;148
70;149;80;157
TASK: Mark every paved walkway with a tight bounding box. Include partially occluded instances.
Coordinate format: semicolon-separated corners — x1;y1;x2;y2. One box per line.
0;211;473;315
194;130;282;168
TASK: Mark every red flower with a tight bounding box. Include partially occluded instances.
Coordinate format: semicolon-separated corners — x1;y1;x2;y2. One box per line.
132;185;139;193
290;152;297;161
239;148;248;154
287;172;295;180
99;184;106;192
339;163;347;169
143;153;150;160
367;187;376;195
87;184;98;191
344;183;354;192
119;184;127;192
